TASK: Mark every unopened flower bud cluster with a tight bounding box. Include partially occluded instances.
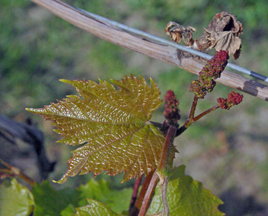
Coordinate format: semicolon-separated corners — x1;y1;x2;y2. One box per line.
190;50;229;98
217;91;243;110
164;90;181;125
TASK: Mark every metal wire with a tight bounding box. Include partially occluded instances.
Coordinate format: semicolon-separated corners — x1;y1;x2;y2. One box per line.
76;7;268;83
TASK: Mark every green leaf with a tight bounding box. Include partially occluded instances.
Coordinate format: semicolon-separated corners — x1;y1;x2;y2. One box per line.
60;178;132;215
147;165;224;216
78;178;132;214
60;204;77;216
27;75;174;183
32;180;80;216
73;199;120;216
0;178;34;216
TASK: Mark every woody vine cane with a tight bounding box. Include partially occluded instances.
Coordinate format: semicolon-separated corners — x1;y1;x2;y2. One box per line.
24;4;245;216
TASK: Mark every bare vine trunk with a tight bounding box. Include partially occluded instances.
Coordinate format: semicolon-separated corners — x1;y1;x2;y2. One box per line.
30;0;268;102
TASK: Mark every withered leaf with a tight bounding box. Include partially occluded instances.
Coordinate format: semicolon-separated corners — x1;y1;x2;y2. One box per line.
27;75;176;183
165;21;196;46
198;12;243;59
166;12;243;59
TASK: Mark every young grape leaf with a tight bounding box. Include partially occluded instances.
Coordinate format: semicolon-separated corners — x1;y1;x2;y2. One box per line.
73;199;121;216
32;180;80;216
78;178;132;214
0;178;34;216
31;178;131;216
60;204;77;216
27;75;175;183
147;165;224;216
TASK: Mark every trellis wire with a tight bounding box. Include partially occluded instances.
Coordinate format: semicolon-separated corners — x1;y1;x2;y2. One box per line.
76;7;268;83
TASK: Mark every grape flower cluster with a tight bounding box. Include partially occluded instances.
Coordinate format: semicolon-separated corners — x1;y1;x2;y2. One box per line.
163;90;180;126
217;91;243;110
190;50;229;98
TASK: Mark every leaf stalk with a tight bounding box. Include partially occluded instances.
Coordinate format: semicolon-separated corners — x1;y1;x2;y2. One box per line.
138;171;159;216
0;158;35;186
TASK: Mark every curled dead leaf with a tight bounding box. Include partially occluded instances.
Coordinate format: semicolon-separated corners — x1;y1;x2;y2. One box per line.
199;12;243;59
166;12;243;59
165;21;196;46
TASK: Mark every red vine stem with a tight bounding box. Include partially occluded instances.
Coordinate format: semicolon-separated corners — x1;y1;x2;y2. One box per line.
193;105;219;122
130;170;154;216
132;125;178;216
157;125;177;179
176;102;220;137
129;175;143;214
156;125;177;216
176;95;198;137
189;95;199;121
138;171;159;216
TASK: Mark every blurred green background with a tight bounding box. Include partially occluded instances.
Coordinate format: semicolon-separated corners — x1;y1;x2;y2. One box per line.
1;0;268;215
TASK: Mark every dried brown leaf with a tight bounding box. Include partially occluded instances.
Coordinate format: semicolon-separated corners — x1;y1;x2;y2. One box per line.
198;11;243;59
166;12;243;59
165;22;196;46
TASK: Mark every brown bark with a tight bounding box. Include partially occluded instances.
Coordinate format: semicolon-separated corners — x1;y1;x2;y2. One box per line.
30;0;268;102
